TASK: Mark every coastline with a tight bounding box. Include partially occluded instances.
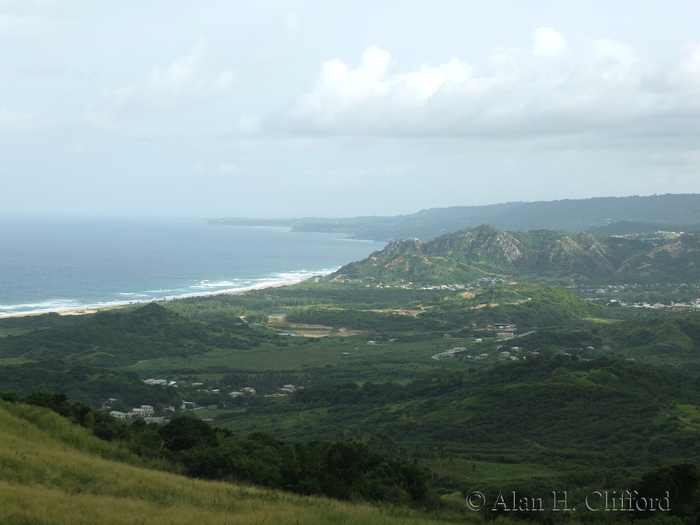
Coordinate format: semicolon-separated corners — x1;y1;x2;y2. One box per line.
0;219;385;321
0;272;327;320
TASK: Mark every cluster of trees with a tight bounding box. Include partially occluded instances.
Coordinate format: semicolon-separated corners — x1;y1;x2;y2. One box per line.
474;463;700;524
0;359;178;408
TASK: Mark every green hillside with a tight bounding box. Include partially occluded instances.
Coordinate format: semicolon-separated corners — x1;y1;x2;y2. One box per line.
329;225;700;284
0;303;275;367
286;281;620;333
516;311;700;371
0;359;178;408
220;356;700;483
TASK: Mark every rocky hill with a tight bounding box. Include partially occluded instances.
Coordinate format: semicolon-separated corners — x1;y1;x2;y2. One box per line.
329;225;700;284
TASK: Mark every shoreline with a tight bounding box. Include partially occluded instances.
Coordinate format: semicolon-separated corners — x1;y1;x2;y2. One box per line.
0;273;327;321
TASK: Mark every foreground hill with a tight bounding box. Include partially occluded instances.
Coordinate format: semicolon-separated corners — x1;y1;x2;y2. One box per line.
329;225;700;284
211;193;700;241
0;399;453;525
0;303;273;367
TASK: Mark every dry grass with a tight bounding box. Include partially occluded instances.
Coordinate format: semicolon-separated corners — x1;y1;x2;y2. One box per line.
0;401;456;525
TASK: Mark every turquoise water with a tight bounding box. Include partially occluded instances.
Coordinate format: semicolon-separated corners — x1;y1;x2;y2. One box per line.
0;217;385;317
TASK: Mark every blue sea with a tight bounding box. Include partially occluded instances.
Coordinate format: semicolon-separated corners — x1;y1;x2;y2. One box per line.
0;217;385;318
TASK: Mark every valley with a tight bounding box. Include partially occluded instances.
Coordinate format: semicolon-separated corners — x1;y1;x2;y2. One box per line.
3;223;700;523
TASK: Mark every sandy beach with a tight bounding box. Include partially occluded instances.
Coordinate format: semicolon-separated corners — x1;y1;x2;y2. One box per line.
0;277;315;320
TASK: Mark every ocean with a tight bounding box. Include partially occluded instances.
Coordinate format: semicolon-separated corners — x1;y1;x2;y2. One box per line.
0;217;386;318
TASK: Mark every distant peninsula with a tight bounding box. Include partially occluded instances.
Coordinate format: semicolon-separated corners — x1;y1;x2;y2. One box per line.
209;193;700;241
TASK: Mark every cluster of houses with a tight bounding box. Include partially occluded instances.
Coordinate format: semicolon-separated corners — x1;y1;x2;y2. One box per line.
109;404;165;423
264;384;299;398
418;276;511;292
498;346;523;361
431;347;467;360
229;386;257;398
570;282;700;310
464;353;491;360
143;378;177;387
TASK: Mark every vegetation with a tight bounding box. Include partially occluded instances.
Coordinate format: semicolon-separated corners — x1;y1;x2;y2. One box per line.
6;230;700;523
0;397;454;525
0;359;179;408
0;302;274;367
218;356;700;472
517;311;700;372
328;225;700;285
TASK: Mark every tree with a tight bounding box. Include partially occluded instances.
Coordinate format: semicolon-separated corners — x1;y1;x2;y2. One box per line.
159;416;217;452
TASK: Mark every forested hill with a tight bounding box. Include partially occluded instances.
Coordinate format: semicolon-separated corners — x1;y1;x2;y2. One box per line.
279;356;700;471
328;225;700;284
516;311;700;372
210;193;700;241
0;303;273;367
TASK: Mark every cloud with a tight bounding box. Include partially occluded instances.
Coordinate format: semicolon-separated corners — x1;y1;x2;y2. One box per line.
670;42;700;91
283;45;514;134
0;106;43;133
532;27;567;56
277;36;700;142
89;40;234;125
216;164;240;175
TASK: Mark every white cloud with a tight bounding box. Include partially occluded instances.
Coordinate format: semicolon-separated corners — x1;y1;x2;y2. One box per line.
670;42;700;91
216;164;240;175
279;37;700;140
95;40;234;118
284;46;515;133
532;27;567;56
0;106;42;133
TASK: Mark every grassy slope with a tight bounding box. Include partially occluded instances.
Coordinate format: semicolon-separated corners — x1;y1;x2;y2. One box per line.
0;400;459;525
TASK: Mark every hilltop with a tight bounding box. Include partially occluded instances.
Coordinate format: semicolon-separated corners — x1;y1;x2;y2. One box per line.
327;225;700;284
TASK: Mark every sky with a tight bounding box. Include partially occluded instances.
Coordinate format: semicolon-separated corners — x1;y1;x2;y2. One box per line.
1;0;700;218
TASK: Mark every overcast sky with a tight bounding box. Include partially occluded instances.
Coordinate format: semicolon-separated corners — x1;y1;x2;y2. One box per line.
2;1;700;218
